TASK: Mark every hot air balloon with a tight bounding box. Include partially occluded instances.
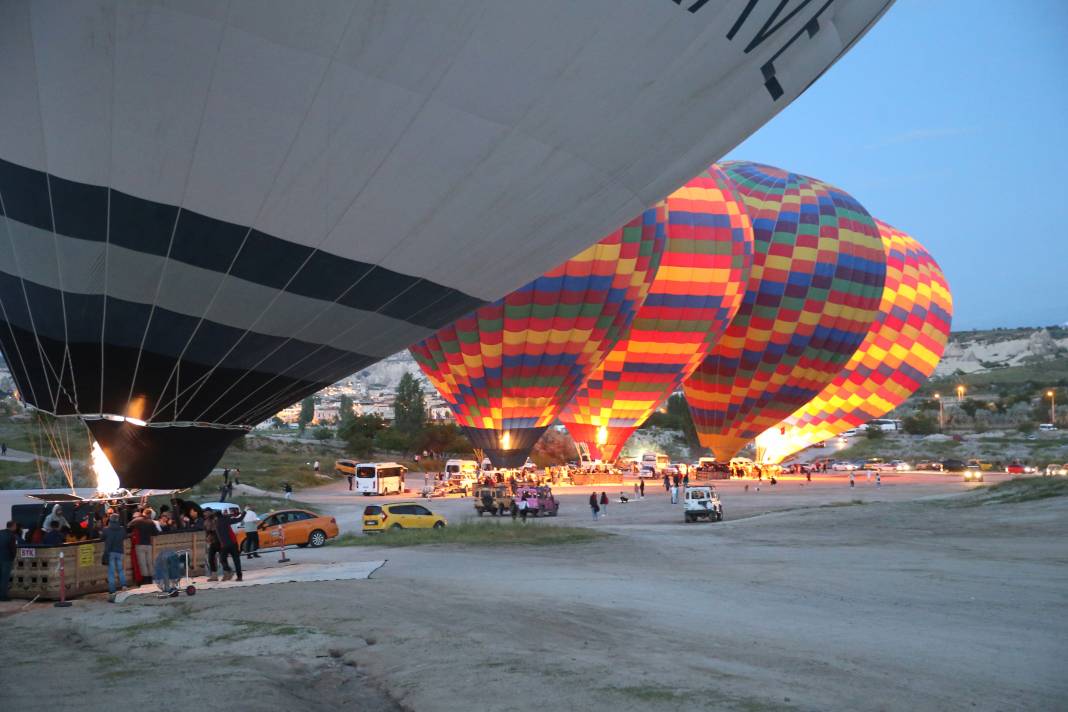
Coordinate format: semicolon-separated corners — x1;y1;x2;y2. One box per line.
683;162;887;462
410;211;664;467
755;220;952;463
560;165;754;462
0;2;892;487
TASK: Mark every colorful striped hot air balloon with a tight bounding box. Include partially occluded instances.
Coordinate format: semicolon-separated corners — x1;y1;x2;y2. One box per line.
683;162;887;461
410;211;664;467
755;220;952;463
559;165;754;462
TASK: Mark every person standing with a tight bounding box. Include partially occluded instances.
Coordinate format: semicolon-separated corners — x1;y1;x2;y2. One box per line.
876;472;882;488
670;484;679;504
517;493;529;523
214;507;243;582
283;482;293;500
0;520;17;601
102;515;127;601
1;442;7;456
682;474;689;489
588;492;599;520
347;472;354;491
662;473;670;492
127;508;159;584
639;478;645;498
849;472;856;488
313;460;320;475
240;506;261;559
599;491;609;517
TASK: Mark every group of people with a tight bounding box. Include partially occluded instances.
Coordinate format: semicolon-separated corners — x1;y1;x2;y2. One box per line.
587;491;611;519
2;494;265;602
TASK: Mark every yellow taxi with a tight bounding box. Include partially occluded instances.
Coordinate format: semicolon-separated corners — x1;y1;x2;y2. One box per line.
237;508;340;548
362;502;447;533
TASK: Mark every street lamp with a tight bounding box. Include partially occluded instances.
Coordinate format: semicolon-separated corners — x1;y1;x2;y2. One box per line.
934;393;944;431
1047;390;1056;425
956;384;965;402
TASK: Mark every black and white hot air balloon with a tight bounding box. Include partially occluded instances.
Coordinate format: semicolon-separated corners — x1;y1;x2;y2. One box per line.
0;0;893;487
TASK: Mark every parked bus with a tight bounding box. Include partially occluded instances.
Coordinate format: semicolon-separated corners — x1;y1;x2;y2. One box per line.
867;418;902;432
354;462;407;495
641;452;670;474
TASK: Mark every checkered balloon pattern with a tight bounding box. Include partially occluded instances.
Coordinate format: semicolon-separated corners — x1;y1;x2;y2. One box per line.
683;162;887;461
756;219;952;462
410;208;664;466
560;165;754;462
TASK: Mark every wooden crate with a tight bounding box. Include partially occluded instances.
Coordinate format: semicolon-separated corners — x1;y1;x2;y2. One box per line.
8;530;207;600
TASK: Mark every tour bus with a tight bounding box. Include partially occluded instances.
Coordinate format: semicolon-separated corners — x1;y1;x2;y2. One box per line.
867;418;902;432
641;452;670;474
444;459;479;486
354;462;407;495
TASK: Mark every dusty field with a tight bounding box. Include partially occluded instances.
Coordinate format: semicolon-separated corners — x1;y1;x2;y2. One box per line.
2;474;1065;711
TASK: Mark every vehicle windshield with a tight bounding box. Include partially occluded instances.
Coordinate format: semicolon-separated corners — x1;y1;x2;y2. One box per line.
356;467;376;478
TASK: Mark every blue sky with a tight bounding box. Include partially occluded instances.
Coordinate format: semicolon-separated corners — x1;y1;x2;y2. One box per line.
723;0;1068;331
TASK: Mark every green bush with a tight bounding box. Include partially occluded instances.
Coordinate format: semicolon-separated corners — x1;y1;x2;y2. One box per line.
903;414;938;435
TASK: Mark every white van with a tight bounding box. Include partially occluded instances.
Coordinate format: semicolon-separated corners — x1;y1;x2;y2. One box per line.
1039;423;1058;432
444;459;479;486
354;462;406;495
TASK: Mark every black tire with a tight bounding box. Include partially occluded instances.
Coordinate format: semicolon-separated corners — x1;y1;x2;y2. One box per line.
433;521;445;529
390;523;403;531
308;529;327;547
477;510;484;517
296;543;308;548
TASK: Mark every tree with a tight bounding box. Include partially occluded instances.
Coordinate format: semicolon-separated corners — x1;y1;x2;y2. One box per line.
419;422;471;456
339;395;354;424
865;424;885;439
959;399;982;419
393;372;426;437
375;428;413;454
338;414;386;458
298;396;315;427
902;414;938;435
312;426;333;441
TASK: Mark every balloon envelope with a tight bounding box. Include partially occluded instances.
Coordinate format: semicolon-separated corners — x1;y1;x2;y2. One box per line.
410;212;664;467
561;165;754;462
0;2;891;486
684;162;887;461
756;220;952;462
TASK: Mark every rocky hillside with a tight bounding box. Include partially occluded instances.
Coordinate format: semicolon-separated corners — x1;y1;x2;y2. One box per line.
934;326;1068;378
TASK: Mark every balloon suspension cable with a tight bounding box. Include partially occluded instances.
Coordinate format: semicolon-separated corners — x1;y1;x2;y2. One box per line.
33;412;79;493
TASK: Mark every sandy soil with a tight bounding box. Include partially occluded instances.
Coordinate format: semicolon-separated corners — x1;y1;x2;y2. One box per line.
2;474;1065;711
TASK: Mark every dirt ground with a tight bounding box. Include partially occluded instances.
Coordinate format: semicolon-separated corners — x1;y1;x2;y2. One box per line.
2;474;1065;711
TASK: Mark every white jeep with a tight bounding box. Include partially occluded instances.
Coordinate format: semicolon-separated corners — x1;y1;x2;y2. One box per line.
683;485;723;523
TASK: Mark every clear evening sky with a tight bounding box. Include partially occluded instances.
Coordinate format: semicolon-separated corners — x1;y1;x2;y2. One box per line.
724;0;1068;331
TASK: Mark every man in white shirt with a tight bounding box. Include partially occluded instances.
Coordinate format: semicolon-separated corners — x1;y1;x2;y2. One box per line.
239;506;261;559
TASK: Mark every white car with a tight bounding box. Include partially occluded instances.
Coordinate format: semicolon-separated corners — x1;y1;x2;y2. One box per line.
683;486;723;523
892;460;911;472
1045;463;1068;476
831;461;858;472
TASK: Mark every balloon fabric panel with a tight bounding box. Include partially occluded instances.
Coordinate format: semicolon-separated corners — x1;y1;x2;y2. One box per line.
410;209;664;466
756;219;952;462
560;165;754;462
684;162;887;461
